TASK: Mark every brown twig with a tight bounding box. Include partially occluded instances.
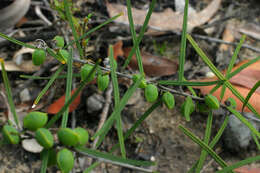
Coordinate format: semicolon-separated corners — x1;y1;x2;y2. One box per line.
92;82;113;149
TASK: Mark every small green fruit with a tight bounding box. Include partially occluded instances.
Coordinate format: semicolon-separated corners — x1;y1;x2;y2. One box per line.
53;36;64;48
205;94;220;109
2;125;20;144
181;96;195;121
32;49;46;66
73;127;89;146
162;92;175;109
57;49;69;64
80;64;95;82
132;74;147;89
57;148;74;173
23;111;48;131
145;84;158;103
57;128;79;147
97;74;110;91
35;128;54;149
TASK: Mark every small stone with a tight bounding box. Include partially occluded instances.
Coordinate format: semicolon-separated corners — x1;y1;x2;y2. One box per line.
223;113;259;151
20;88;31;102
22;138;43;153
87;94;104;113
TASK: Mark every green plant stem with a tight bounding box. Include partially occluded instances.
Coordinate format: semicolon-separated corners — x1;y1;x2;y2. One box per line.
196;111;213;173
84;99;161;173
61;48;73;128
123;0;156;68
178;0;188;82
126;0;144;74
0;59;19;128
46;60;100;128
40;149;49;173
33;64;65;106
63;0;83;58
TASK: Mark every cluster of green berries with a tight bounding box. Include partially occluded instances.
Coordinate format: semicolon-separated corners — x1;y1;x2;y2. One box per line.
132;74;175;109
2;111;89;173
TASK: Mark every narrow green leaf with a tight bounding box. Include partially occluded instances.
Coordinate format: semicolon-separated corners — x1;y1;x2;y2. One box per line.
187;34;260;118
252;132;260;150
61;48;73;128
158;80;223;86
196;111;213;173
188;116;229;173
210;55;260;94
40;149;49;173
92;75;144;147
123;0;156;68
178;0;188;82
0;59;19;128
0;32;36;49
125;0;144;74
63;0;83;58
46;60;100;128
216;155;260;173
179;125;229;169
65;14;122;49
75;146;155;167
84;100;162;173
108;45;126;158
220;35;246;100
226;106;260;139
33;64;65;107
20;73;81;80
242;80;260;112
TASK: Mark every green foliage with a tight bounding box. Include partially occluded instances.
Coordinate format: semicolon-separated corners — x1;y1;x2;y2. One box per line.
53;36;65;48
35;128;54;149
162;92;175;109
0;0;260;172
181;96;195;121
32;49;46;66
97;74;110;91
145;84;158;103
204;94;220;109
23;112;48;131
74;127;89;146
58;128;80;147
2;125;20;144
80;64;95;82
57;148;74;173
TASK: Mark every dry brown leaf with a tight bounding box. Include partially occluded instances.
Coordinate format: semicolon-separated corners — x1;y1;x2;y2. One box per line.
47;89;82;114
0;61;40;72
234;166;260;173
123;47;178;77
239;23;260;40
220;23;235;51
112;41;178;76
194;60;260;112
106;0;221;32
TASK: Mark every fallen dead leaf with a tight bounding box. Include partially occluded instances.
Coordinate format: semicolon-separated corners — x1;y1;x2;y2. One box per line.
194;60;260;113
220;23;236;51
47;89;82;114
106;0;222;32
0;61;40;72
123;47;178;77
239;23;260;41
234;166;260;173
112;41;178;77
